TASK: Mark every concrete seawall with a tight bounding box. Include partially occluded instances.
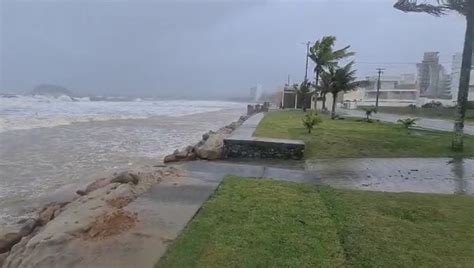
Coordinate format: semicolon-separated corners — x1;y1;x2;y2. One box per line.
223;113;305;160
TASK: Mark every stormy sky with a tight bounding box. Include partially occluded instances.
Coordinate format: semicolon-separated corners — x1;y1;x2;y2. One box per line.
0;0;466;98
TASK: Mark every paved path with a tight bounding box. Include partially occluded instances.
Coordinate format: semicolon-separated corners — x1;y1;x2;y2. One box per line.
180;158;474;195
341;109;474;135
230;113;264;139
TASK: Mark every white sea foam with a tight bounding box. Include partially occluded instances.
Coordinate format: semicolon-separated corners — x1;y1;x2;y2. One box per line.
0;97;247;225
0;95;246;133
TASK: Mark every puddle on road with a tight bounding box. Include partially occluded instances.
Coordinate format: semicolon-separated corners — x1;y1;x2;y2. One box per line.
305;158;474;195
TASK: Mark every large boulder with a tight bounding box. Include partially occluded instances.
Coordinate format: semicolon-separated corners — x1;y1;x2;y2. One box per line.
0;219;37;254
110;172;139;185
195;133;226;160
38;203;63;226
0;252;8;267
163;154;178;163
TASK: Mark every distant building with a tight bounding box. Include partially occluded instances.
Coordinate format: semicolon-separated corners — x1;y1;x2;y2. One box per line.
351;74;419;107
416;52;451;99
450;52;474;102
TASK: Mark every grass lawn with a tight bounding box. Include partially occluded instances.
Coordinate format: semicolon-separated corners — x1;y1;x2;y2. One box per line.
158;177;474;267
254;110;474;158
357;106;474;123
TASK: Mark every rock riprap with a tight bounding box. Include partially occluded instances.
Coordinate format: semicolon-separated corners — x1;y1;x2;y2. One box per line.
2;166;181;268
164;115;250;163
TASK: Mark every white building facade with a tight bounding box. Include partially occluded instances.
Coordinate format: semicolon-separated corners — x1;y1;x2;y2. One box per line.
349;75;419;107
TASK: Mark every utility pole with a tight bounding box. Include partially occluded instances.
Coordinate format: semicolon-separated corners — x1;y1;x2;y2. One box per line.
375;68;385;111
303;41;311;82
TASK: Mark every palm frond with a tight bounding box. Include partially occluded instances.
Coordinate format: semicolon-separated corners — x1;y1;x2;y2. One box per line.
394;0;446;15
393;0;467;16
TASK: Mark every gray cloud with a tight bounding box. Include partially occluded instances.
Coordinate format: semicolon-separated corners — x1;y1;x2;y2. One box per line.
0;0;466;98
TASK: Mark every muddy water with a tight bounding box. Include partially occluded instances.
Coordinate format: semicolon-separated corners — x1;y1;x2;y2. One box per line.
0;108;245;225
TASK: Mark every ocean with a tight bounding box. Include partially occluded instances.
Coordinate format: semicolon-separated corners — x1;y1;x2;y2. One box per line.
0;95;246;225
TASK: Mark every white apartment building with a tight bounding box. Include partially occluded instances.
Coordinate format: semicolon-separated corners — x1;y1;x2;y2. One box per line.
349;75;419;107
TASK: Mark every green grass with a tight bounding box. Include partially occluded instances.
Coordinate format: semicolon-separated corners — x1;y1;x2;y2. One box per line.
358;106;474;123
158;177;474;267
254;110;474;158
158;177;346;268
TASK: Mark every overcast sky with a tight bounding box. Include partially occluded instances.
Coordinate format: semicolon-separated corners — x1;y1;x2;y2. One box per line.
0;0;466;98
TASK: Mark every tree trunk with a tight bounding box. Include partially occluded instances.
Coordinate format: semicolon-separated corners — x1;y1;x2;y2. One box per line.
452;8;474;151
331;92;338;119
302;94;307;112
313;68;320;111
322;92;327;111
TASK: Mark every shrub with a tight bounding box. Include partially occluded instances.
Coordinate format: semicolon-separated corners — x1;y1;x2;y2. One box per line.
422;101;443;108
397;118;418;129
362;107;377;122
302;111;322;134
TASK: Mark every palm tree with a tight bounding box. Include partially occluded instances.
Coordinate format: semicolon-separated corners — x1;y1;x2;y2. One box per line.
394;0;473;151
309;36;355;111
298;80;311;112
322;62;360;119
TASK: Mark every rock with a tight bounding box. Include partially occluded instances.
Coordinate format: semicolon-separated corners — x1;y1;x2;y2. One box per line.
226;122;239;130
0;252;8;267
239;115;247;122
38;204;62;226
110;172;139;185
175;150;188;159
76;177;112;196
185;152;197;161
76;190;87;196
194;140;205;147
217;127;233;135
163;154;178;163
202;133;210;141
18;219;37;237
0;219;37;254
85;178;111;193
0;233;20;254
195;133;225;160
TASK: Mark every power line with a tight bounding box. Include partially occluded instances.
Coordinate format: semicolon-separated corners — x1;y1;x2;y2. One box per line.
355;61;451;65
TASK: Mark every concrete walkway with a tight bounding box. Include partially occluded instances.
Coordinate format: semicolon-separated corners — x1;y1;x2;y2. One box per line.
341;109;474;135
230;113;264;139
181;158;474;195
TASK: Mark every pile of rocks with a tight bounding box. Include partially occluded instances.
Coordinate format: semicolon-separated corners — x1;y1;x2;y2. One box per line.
164;115;250;163
1;166;180;267
247;102;270;115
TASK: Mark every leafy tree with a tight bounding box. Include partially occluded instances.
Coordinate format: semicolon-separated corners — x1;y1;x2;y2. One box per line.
309;36;354;111
398;118;418;128
363;107;377;122
302;111;322;133
394;0;473;151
